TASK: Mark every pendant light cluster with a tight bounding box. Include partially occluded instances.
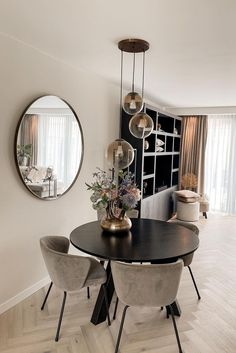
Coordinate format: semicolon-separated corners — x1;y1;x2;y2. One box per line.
118;38;154;139
106;38;153;172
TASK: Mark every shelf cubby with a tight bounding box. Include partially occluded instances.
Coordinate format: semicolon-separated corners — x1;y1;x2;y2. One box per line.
166;136;173;152
155;155;172;192
172;170;179;186
174;137;181;152
175;119;182;135
142;177;154;198
173;154;179;169
144;133;156;153
157;113;175;134
145;108;157;128
143;155;155;176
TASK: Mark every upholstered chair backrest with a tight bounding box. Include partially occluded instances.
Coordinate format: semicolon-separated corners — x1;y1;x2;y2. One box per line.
40;236;91;292
111;259;183;308
172;222;199;266
174;221;199;235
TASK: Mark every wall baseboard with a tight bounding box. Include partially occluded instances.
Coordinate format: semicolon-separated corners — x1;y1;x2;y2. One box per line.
0;276;50;315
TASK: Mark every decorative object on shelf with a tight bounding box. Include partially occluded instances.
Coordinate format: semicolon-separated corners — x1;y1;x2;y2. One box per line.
156;138;165;146
157;123;163;131
86;169;140;233
118;38;153;138
144;140;149;150
143;181;148;195
156;138;165;152
181;173;198;191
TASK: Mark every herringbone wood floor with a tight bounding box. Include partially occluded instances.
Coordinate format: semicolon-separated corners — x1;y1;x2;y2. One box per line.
0;215;236;353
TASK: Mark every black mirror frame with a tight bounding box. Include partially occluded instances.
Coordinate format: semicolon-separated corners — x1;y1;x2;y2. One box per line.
14;95;84;200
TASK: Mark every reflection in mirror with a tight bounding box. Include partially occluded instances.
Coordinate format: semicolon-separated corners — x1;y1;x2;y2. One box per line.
15;95;83;199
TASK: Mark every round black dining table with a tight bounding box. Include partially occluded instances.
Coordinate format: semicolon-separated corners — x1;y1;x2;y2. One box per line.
70;218;199;325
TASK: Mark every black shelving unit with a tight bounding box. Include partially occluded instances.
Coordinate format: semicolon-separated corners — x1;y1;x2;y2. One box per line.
121;103;182;218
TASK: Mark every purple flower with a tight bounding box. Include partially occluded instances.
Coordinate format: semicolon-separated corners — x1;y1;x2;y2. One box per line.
121;193;138;209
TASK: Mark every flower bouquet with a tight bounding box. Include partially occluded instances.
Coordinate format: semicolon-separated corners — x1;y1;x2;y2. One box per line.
86;168;141;232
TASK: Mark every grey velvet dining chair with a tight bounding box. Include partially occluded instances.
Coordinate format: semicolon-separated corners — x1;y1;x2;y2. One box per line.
111;259;184;353
172;220;201;300
40;236;111;341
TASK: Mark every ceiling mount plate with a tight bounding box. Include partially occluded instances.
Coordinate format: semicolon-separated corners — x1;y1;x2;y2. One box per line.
118;38;149;53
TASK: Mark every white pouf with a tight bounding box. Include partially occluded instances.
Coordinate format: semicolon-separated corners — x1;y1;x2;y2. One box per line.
177;201;200;222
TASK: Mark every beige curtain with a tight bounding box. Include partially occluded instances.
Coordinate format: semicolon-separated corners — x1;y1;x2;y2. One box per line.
19;114;39;166
179;115;208;194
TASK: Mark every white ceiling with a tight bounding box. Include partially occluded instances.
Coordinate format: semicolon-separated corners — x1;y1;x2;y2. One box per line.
1;0;236;109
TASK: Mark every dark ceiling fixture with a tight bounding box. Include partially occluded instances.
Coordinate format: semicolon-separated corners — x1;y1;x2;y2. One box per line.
118;38;154;138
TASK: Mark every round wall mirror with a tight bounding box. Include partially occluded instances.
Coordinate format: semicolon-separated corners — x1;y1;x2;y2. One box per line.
15;95;84;200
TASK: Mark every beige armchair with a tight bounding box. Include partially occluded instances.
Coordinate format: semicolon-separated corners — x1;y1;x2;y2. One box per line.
111;260;184;353
40;236;111;341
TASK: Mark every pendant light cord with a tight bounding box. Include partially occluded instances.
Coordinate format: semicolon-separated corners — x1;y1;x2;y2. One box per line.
119;50;124;138
132;52;135;92
142;51;146;99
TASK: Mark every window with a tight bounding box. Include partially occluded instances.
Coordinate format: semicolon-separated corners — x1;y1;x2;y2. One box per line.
205;115;236;214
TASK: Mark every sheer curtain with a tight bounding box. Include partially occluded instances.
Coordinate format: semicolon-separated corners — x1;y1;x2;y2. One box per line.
19;114;39;165
37;113;81;189
205;115;236;214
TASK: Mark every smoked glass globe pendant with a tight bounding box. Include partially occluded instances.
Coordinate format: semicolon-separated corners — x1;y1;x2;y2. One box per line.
129;112;154;139
123;91;143;115
106;139;134;170
118;38;153;139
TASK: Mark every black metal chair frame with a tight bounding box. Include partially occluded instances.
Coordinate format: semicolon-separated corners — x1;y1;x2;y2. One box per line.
114;303;183;353
41;281;111;341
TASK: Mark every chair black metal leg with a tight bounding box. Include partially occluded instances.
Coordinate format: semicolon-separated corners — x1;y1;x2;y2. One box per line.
102;285;111;326
55;291;67;342
87;287;90;299
168;305;183;353
188;266;201;300
166;305;170;318
41;281;53;310
115;305;129;353
113;296;119;320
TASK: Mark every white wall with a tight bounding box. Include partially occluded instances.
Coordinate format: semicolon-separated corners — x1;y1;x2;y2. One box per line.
0;34;120;311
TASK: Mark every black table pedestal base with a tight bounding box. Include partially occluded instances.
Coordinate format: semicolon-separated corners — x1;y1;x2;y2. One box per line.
91;261;114;325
